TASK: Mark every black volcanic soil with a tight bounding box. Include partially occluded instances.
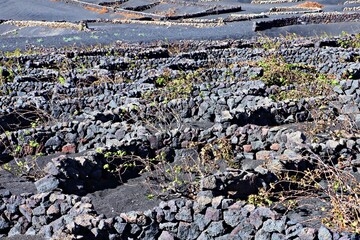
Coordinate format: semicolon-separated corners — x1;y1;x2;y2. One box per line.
0;0;359;51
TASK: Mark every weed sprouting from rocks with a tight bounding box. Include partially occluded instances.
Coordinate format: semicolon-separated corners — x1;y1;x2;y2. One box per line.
338;32;360;49
257;55;337;101
247;150;360;233
99;149;146;183
144;70;201;103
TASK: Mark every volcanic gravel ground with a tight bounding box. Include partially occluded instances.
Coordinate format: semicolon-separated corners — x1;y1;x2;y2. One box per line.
0;33;359;239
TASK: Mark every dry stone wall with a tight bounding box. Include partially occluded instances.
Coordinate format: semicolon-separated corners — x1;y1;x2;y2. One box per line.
253;12;360;31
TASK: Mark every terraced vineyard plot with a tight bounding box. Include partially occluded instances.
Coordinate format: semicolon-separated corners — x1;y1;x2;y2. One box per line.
0;34;359;239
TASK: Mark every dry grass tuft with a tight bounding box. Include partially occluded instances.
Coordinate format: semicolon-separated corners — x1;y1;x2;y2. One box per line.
84;6;109;14
115;12;145;19
296;1;324;9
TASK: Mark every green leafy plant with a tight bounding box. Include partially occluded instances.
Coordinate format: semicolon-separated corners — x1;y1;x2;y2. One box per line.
155;76;168;87
338;32;360;49
146;194;155;200
0;66;14;83
144;137;236;198
144;70;201;103
257;56;336;101
248;188;273;206
100;149;145;183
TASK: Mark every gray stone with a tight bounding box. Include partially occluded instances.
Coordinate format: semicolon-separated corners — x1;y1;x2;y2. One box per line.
347;139;356;149
114;222;128;235
215;234;231;240
211;196;224;209
326;140;340;151
254;165;268;175
221;199;234;209
241;204;256;217
318;226;332;240
0;216;10;231
197;231;211;240
25;227;36;236
108;100;118;109
285;223;303;238
271;233;286;240
188;223;201;240
295;111;308;122
159;231;175;240
194;214;211;231
137;214;148;226
115;128;126;139
174;148;199;164
142;223;159;239
333;85;343;94
206;221;225;237
342;103;359;114
35;175;59;193
60;202;71;215
38;225;52;238
164;210;176;222
243;152;254;159
224;209;243;227
241;159;265;171
98;220;108;230
44;161;60;176
251;141;265;151
31;215;48;229
249;207;275;230
298;227;316;239
286;131;306;146
355;114;360;129
8;222;25;237
201;175;217;190
120;211;138;223
65;133;77;143
175;207;193;222
199;102;210;116
255;151;276;161
196;191;213;208
47;203;60;216
205;207;221;222
262;217;286;233
254;207;276;219
48;216;65;233
45;136;62;150
19;205;33;222
249;213;262;229
108;233;119;240
177;222;191;239
255;228;271;240
130;224;141;235
91;228;101;238
249;67;263;78
230;221;254;240
0;190;11;198
280;149;302;161
215;110;233;123
155;208;165;223
193;202;206;213
159;222;178;233
106;138;121;147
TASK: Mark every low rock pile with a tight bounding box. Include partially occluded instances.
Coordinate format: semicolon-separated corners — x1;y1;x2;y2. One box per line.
0;34;359;239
